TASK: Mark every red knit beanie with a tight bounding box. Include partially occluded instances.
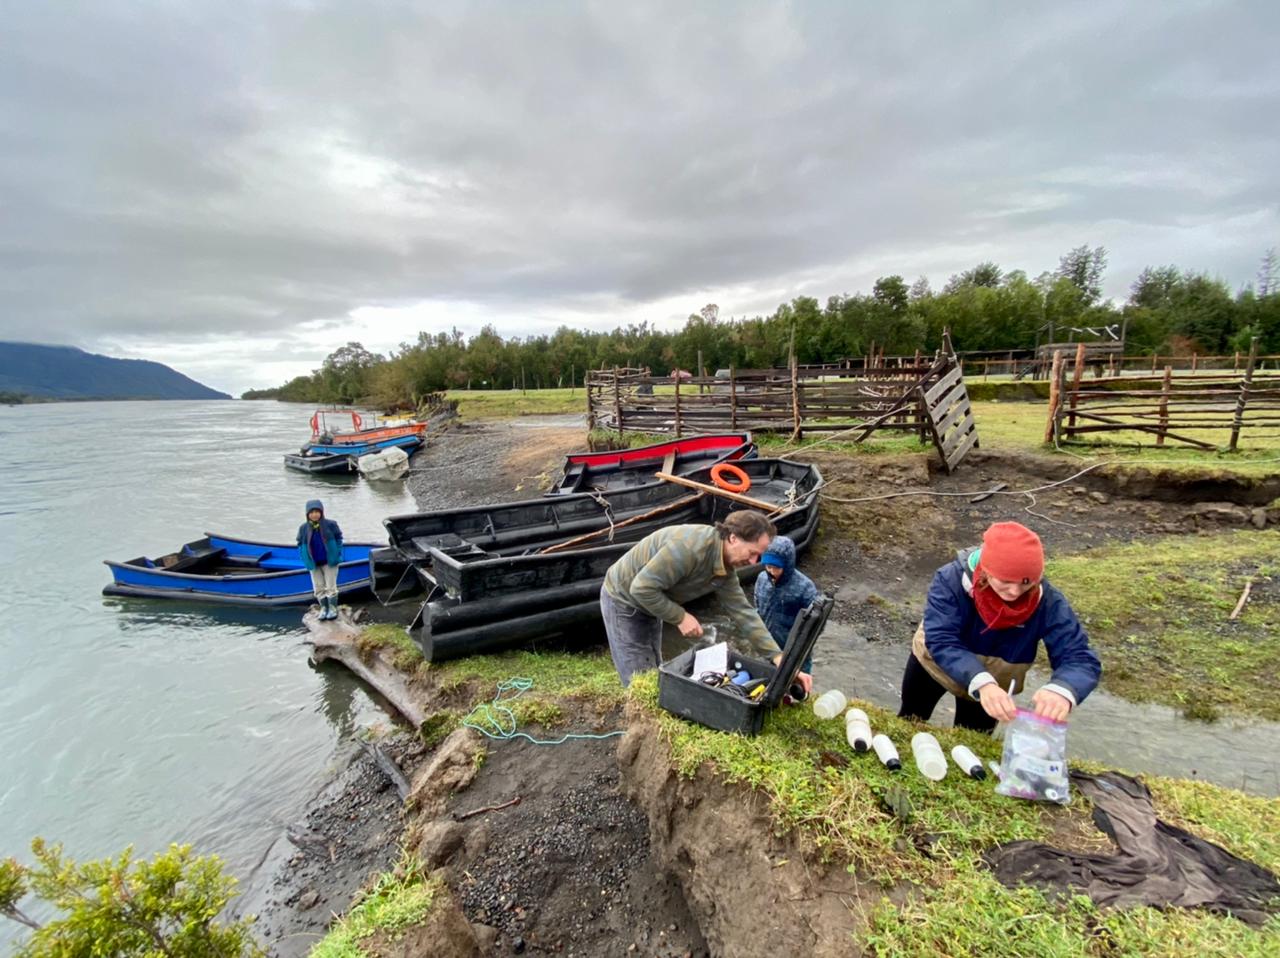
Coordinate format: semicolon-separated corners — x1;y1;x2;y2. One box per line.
980;522;1044;584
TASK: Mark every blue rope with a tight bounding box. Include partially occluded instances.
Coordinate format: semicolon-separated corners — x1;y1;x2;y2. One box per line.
461;677;624;746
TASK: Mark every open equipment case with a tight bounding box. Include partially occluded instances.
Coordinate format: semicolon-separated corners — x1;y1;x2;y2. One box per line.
657;594;834;735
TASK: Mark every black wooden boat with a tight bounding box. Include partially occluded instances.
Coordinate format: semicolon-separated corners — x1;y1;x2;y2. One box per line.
379;458;822;661
548;432;755;495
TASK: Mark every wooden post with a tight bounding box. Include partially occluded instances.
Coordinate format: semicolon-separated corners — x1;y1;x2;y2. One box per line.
1157;365;1172;447
1230;337;1259;452
674;372;682;438
790;354;802;442
613;366;623;439
1043;350;1064;443
1067;342;1087;432
729;364;738;430
1234;351;1240;373
1054;354;1069;442
914;348;921;367
1192;352;1198;373
697;349;704;395
1151;353;1157;373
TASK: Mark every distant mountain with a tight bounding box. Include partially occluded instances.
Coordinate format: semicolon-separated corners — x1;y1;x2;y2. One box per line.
0;341;231;401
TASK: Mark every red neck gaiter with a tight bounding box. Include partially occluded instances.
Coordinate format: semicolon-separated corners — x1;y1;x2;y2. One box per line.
972;565;1041;632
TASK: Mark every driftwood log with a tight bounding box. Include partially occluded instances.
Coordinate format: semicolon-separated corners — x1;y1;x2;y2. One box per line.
302;608;427;728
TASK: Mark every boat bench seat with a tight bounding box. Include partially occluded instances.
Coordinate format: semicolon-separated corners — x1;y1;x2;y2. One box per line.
161;548;227;572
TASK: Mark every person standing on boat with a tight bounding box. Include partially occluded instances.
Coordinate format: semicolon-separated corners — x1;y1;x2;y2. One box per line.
898;521;1101;732
298;499;343;621
601;510;811;692
754;535;820;675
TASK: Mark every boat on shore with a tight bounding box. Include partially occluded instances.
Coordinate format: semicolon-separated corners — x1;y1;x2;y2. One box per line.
284;434;424;474
379;458;822;661
548;432;755;495
103;533;401;605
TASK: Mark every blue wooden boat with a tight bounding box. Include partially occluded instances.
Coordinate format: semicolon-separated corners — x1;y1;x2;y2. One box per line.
103;533;386;605
284;434;423;474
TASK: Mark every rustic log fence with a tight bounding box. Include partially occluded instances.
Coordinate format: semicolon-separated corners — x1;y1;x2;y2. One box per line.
1044;339;1280;450
587;343;980;471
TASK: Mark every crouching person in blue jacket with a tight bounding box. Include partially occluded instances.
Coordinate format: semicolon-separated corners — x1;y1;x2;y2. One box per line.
898;521;1100;733
298;499;343;620
754;535;820;674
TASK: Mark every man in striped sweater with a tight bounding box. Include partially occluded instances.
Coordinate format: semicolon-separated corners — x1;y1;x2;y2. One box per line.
601;510;787;687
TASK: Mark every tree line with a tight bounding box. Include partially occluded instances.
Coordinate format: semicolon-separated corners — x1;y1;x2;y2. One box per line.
242;246;1280;406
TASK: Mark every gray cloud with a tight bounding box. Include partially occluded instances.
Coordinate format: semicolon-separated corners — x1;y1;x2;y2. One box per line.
2;1;1278;392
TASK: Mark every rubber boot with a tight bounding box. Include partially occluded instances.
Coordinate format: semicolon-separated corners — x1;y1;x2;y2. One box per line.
324;596;338;621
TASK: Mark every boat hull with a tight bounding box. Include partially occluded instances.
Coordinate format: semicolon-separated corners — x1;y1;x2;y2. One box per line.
549;432;754;495
103;533;388;606
285;434;423;472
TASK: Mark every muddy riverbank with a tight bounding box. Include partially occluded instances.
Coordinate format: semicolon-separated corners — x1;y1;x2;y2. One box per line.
252;422;1280;954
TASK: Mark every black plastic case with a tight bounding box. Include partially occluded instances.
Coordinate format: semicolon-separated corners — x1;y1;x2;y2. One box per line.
657;594;833;735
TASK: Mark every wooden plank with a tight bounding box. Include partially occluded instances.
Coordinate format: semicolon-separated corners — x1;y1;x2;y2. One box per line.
933;397;971;437
945;428;980;471
922;365;963;406
654;471;783;513
941;414;976;456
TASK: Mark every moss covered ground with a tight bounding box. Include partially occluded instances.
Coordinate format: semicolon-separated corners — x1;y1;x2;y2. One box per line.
441;386;584;419
629;672;1280;957
1045;530;1280;721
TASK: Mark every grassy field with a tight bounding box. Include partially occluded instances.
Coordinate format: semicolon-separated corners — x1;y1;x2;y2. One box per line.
1045;530;1280;721
473;382;1280;476
441;386;584;419
320;639;1280;956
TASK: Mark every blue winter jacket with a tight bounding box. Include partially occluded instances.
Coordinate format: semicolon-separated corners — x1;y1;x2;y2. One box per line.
754;536;819;666
919;548;1101;706
296;499;344;569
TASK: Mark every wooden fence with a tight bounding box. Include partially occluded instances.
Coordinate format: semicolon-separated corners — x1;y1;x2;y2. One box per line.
1045;340;1280;450
587;346;980;471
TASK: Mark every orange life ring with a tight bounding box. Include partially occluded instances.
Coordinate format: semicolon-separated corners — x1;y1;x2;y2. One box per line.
710;462;751;494
351;411;363;430
310;412;319;434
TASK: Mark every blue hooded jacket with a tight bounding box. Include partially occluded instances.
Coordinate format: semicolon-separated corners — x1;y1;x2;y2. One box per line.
754;535;819;658
920;547;1101;706
296;499;343;570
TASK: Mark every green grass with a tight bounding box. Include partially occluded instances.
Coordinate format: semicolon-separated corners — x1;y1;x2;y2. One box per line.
628;673;1280;956
309;853;441;958
441;387;584;419
1045;530;1280;720
356;624;427;674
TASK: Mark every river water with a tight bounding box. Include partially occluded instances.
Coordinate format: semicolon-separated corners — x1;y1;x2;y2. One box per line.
0;400;417;949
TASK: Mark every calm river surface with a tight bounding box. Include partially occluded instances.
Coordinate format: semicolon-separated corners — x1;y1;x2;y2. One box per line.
0;400;417;948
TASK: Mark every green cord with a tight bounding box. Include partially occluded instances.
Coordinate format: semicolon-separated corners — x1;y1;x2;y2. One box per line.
460;677;624;746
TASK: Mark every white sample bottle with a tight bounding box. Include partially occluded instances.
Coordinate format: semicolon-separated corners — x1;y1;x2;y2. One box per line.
812;689;847;720
845;708;872;752
872;734;901;771
951;744;987;780
911;732;947;781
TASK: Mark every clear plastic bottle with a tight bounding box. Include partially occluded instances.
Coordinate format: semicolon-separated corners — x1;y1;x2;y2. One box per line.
911;732;947;781
811;689;847;720
845;707;872;752
872;734;901;770
951;744;986;780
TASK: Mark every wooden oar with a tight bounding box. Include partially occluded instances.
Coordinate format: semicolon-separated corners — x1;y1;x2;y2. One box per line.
537;492;704;554
653;471;783;513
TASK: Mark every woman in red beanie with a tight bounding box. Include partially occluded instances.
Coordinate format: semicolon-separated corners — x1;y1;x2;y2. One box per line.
897;521;1101;732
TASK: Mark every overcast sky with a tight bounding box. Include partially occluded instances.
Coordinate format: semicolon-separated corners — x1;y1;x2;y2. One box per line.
2;1;1277;394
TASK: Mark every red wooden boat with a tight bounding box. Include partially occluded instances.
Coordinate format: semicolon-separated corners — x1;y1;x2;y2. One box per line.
549;432;754;494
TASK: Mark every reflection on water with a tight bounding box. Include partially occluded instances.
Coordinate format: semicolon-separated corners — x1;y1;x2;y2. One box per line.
815;622;1280;797
0;400;418;950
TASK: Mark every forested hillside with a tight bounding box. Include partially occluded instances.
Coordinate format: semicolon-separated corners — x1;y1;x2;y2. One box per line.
0;342;231;401
243;247;1280;405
